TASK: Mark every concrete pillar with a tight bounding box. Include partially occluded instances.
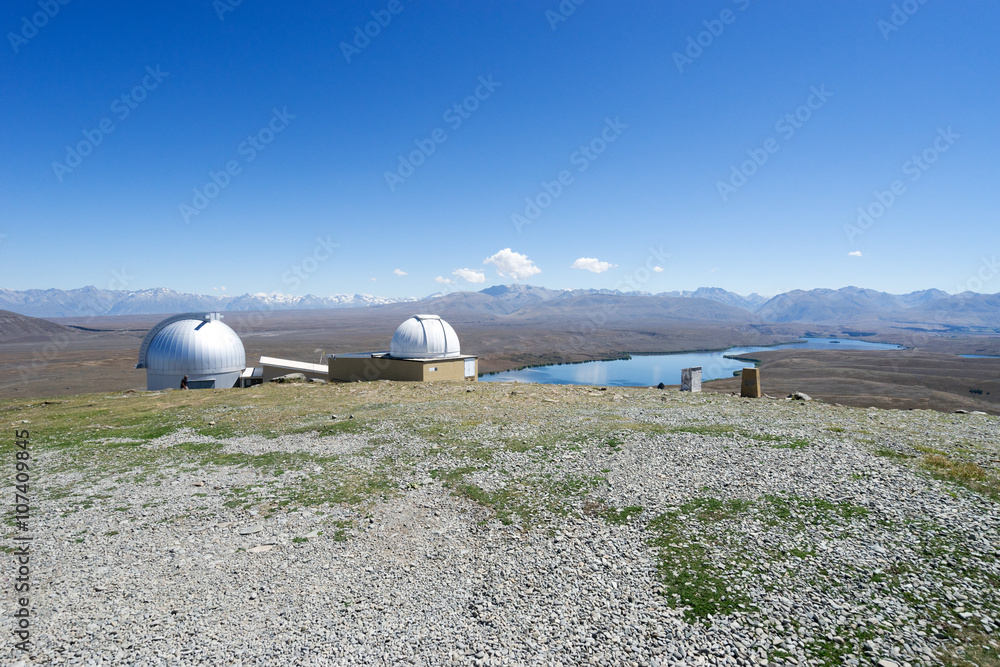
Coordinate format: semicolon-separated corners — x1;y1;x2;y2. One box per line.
680;367;702;392
740;367;761;398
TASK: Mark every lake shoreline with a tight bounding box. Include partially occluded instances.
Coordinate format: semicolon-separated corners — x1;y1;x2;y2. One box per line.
482;337;905;385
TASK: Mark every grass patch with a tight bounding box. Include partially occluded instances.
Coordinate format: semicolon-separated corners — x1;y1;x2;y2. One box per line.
670;424;737;437
923;454;999;501
454;483;526;525
601;505;643;525
938;627;1000;667
770;438;810;450
296;419;366;437
648;510;755;623
875;447;916;460
680;496;751;522
450;474;604;527
429;466;479;484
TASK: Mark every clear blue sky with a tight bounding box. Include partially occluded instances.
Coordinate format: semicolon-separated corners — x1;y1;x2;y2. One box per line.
3;1;998;299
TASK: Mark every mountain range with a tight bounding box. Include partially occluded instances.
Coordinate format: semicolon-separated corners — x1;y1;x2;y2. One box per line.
0;287;415;319
0;284;997;328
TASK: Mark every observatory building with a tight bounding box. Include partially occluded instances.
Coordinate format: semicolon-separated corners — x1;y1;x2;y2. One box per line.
135;313;246;390
328;314;478;382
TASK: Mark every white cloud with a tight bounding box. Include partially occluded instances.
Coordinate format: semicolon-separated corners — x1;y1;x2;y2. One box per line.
849;250;863;257
434;276;455;284
453;268;485;283
484;248;541;281
370;277;377;281
571;257;617;274
212;286;227;292
653;266;664;273
393;268;407;276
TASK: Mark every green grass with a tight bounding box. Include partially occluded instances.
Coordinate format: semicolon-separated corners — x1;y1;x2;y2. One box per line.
647;509;755;623
923;454;1000;502
601;505;643;525
680;497;751;522
769;438;811;450
875;447;916;460
670;424;737;437
446;473;605;527
644;492;877;626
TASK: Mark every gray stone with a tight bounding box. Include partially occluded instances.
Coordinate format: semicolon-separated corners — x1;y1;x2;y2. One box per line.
238;524;264;535
271;373;307;383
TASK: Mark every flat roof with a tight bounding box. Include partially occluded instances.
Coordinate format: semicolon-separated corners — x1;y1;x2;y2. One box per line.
328;352;477;362
258;356;328;373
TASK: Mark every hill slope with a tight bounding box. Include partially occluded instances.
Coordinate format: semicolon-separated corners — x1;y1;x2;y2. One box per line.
2;383;996;665
0;309;79;343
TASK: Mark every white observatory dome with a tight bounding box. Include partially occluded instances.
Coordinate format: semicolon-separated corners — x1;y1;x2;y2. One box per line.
136;313;245;390
390;314;461;359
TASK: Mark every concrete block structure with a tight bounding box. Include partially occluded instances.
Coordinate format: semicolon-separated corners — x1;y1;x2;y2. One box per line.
740;367;762;398
328;314;478;383
680;366;702;392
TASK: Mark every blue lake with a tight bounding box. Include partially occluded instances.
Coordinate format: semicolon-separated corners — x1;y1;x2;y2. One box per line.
959;354;1000;359
481;337;904;387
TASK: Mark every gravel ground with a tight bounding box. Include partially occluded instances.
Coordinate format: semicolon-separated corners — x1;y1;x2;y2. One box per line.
3;383;998;666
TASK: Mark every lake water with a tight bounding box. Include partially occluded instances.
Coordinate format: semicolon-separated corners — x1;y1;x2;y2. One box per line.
959;354;1000;359
481;337;904;387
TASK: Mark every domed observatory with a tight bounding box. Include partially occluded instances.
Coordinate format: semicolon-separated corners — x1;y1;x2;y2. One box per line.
389;314;462;359
328;314;478;382
135;313;246;390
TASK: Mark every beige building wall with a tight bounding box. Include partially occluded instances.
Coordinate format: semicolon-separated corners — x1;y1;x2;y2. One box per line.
328;356;477;383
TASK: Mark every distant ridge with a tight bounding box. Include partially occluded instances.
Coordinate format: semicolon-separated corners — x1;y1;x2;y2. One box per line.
751;286;1000;325
662;287;768;311
1;284;997;327
411;286;759;323
0;287;417;318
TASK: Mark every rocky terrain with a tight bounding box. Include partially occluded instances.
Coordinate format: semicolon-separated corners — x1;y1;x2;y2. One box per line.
2;382;998;666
